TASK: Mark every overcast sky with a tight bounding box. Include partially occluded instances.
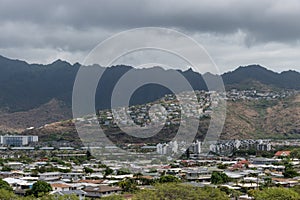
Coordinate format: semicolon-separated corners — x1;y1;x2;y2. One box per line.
0;0;300;73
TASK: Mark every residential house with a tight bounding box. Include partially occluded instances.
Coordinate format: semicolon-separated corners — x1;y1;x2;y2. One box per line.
84;185;122;198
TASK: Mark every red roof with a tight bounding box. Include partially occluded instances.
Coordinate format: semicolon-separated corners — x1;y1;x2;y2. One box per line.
232;160;250;170
274;151;291;157
238;160;249;165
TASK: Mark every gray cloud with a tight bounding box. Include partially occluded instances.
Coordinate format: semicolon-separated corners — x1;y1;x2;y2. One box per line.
1;0;300;42
0;0;299;72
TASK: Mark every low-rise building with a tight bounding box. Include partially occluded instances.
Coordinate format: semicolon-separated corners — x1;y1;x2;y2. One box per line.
39;172;61;181
84;185;122;198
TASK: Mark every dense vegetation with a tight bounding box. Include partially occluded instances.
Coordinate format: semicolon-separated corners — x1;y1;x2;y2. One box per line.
250;187;300;200
1;179;300;200
133;183;229;200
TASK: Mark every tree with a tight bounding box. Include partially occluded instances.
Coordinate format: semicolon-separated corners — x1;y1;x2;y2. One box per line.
86;148;93;160
291;148;300;159
1;166;12;172
133;183;229;200
27;180;52;197
230;190;242;200
220;186;242;200
104;167;114;176
202;186;230;200
283;163;299;178
0;179;13;191
133;172;143;179
40;194;79;200
117;168;131;175
0;189;18;200
217;163;228;169
101;195;125;200
118;178;138;192
84;167;94;174
211;171;230;184
262;177;274;188
292;185;300;195
250;187;300;200
158;175;180;183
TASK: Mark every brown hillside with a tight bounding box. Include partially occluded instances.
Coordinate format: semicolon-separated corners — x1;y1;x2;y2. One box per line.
0;99;72;133
10;94;300;143
221;94;300;139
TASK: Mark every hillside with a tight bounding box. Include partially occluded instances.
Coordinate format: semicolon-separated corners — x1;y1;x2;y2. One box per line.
222;65;300;90
0;55;300;136
222;94;300;139
22;93;300;144
0;99;71;133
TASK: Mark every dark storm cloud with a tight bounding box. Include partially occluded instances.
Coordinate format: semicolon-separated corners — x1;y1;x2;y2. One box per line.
0;0;300;71
1;0;300;45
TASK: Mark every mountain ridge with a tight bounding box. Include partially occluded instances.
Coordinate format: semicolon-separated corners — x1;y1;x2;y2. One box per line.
0;55;299;113
0;55;299;134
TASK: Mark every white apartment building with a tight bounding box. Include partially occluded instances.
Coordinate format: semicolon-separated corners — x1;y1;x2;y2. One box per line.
0;135;38;146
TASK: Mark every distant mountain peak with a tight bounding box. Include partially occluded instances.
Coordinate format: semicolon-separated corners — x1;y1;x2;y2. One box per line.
222;64;300;90
280;69;300;74
203;71;218;76
0;54;29;65
51;59;70;65
235;64;270;72
185;67;194;72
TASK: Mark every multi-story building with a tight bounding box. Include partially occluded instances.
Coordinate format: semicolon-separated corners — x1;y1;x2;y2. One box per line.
189;140;202;154
156;141;179;155
0;135;38;146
